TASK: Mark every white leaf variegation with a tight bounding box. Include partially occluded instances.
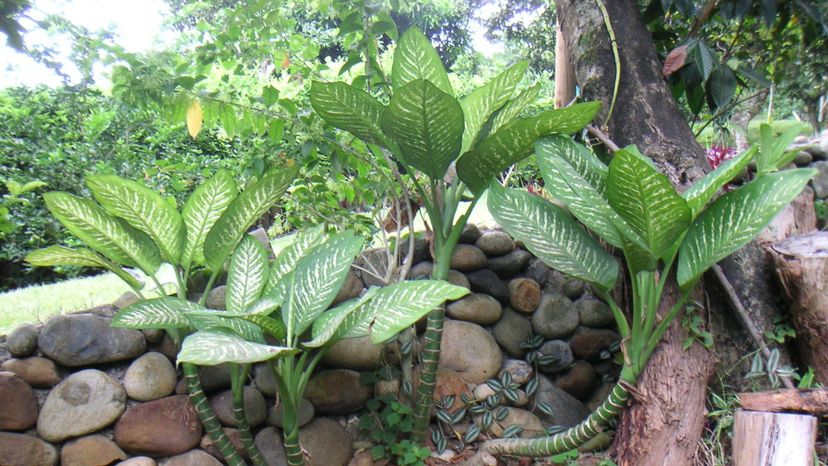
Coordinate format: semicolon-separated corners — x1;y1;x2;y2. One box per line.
265;225;326;294
536;136;608;196
460;61;527;153
487;183;618;291
86;175;185;264
309;81;388;147
177;329;297;366
25;245;142;289
677;168;816;288
111;297;198;329
180;169;237;270
226;235;268;312
183;309;265;343
391;27;452;95
488;83;542;137
305;288;380;348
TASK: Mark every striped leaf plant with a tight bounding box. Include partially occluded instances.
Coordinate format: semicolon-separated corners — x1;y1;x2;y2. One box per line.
478;135;816;461
310;26;600;441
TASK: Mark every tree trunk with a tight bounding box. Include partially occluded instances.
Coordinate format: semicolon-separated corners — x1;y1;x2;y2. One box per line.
771;231;828;384
557;2;714;464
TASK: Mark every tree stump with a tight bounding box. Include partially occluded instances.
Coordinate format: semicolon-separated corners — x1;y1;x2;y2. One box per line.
733;410;817;466
770;232;828;384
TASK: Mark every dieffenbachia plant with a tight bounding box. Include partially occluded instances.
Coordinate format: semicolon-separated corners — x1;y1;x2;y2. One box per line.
476;135;816;460
309;26;600;440
26;167;298;466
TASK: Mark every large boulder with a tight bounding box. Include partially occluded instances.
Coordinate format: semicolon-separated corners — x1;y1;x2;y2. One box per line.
0;432;58;466
6;324;39;357
492;308;532;357
475;231;514;256
532;292;579;339
60;434;127;466
209;386;267;427
160;449;223;466
533;376;590;427
446;293;502;325
321;336;383;370
124;352;177;401
305;369;372;414
450;244;488;272
299;418;353;466
1;357;61;387
114;395;202;457
0;372;38;431
37;315;146;367
437;319;502;384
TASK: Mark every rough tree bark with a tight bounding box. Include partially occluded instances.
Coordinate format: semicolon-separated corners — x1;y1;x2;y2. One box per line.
556;1;715;464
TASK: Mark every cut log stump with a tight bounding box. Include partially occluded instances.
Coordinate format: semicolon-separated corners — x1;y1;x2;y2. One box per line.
733;410;817;466
739;389;828;415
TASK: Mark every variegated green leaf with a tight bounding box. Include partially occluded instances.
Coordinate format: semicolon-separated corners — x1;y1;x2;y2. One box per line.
487;183;618;290
336;281;470;344
536;136;608;195
683;147;756;218
183;309;265;343
310;81;388;146
86;175;185;264
460;61;528;152
241;314;287;340
226;235;268;312
677;169;816;288
204;165;298;271
381;79;464;179
180;169;238;270
25;245;142;289
177;329;297;366
280;231;364;337
456;102;601;195
306;288;379;348
111;297;198;329
265;225;327;294
244;295;283;315
488;83;542;136
392;27;452;95
43;192;161;274
607;147;691;258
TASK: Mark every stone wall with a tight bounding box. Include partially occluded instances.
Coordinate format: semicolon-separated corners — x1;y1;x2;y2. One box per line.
0;225;621;466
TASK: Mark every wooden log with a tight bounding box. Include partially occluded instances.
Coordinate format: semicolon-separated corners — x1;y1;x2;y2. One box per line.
771;232;828;385
739;389;828;415
733;410;817;466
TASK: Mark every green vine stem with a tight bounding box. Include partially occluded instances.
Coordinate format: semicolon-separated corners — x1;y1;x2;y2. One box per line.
231;364;264;466
183;362;248;466
595;0;620;127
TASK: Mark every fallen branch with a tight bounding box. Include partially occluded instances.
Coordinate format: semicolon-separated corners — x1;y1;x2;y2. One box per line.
739;389;828;415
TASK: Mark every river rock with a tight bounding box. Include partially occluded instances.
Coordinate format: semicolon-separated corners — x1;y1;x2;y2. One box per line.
38;369;126;442
1;357;61;387
428;367;474;412
205;286;227;310
113;291;140;310
562;279;586;300
569;328;619;361
450;244;487;271
446;293;502;325
554;361;597;400
355;248;389;288
475;231;514;256
466;269;509;302
268;398;315;429
114;395;202;456
487;249;532;278
124;352;177;401
575;297;613;328
161;449;223;466
210;386;267;427
116;457;156;466
532;292;579;339
409;261;433;278
7;324;39;357
508;278;541;313
525;258;551;284
459;223;482;244
322;336;383;370
794;151;813;166
305;369;372;414
255;427;288;466
537;340;574;373
534;376;590;427
812;161;828;199
0;432;58;466
500;359;534;385
481;407;544;438
332;270;364;305
142;329;164;344
201;364;232;392
492;308;532;357
61;434;127;466
0;372;38;431
38;315;146;366
253;363;277;397
200;428;246;461
447;269;471;289
437;319;502;384
300;418;353;466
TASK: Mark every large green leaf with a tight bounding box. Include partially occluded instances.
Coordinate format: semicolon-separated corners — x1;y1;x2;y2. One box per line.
607;147;691;258
488;83;542;137
25;245;142;289
226;235;268;312
391;27;452;95
305;288;380;348
183;309;265;343
336;281;470;344
487;183;618;290
111;297;198;329
86;175;185;264
265;225;327;294
457;102;601;194
677;169;816;288
536;136;608;196
204;165;297;271
180;169;238;270
683;147;756;218
460;61;528;152
43;192;161;274
280;232;364;337
381;79;464;179
177;329;297;366
310;81;387;146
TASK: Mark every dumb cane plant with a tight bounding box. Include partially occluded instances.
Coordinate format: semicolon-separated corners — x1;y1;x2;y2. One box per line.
310;26;600;441
471;132;816;461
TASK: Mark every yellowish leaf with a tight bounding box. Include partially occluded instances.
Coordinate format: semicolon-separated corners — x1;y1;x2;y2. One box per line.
186;99;203;139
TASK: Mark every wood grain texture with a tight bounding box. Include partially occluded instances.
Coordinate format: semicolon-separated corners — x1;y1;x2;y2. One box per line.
739;389;828;415
733;410;817;466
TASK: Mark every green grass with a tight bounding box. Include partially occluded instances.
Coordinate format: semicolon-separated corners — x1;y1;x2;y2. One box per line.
0;272;132;335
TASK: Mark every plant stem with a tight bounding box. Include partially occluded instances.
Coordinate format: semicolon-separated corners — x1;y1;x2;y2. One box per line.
231;364;264;466
198;269;220;307
183;363;248;466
